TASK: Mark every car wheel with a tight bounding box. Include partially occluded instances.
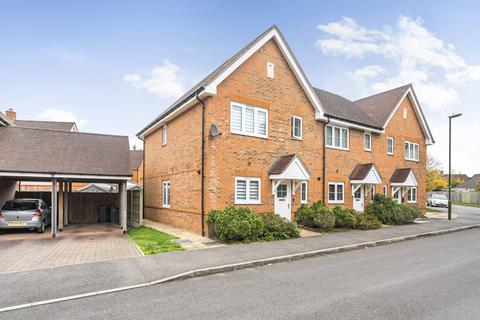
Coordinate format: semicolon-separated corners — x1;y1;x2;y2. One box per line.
37;222;45;234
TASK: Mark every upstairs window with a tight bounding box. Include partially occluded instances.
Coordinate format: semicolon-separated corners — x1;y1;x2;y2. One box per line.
231;102;268;138
364;132;371;151
162;125;167;146
326;125;348;150
387;137;394;155
235;177;261;204
292;116;302;140
404;141;419;161
267;62;275;78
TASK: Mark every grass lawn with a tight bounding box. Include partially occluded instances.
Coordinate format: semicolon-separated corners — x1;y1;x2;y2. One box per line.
426;207;441;212
452;202;480;208
128;226;184;255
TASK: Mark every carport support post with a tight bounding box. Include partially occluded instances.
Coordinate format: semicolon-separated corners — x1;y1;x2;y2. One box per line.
64;182;69;226
51;178;57;239
58;182;64;231
120;181;127;234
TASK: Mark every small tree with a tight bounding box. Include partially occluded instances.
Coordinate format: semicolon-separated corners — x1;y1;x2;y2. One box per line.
426;155;447;191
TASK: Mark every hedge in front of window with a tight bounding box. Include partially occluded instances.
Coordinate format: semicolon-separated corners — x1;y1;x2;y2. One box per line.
366;195;421;225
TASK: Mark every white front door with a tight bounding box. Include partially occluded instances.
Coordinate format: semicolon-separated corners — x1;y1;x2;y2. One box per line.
274;183;291;221
353;185;364;212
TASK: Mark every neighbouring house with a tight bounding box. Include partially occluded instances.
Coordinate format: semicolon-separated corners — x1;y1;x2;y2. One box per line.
137;25;434;236
129;150;144;185
442;173;470;188
456;174;480;191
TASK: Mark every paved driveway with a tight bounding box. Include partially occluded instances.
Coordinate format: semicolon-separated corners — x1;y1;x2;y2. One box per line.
0;224;141;273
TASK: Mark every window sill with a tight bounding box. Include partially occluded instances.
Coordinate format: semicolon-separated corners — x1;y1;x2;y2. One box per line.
326;145;349;151
234;201;262;205
328;200;344;204
231;131;269;140
405;158;420;162
291;136;303;141
162;205;170;208
387;152;394;156
364;149;371;152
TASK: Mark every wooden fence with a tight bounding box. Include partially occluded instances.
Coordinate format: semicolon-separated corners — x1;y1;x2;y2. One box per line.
427;191;480;204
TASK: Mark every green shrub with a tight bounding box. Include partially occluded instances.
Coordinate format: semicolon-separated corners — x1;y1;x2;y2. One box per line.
294;204;316;228
332;206;357;229
356;213;381;230
208;206;264;243
261;213;300;241
367;195;421;225
312;202;335;231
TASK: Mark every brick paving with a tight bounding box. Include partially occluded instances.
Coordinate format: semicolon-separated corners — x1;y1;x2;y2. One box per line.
0;224;141;273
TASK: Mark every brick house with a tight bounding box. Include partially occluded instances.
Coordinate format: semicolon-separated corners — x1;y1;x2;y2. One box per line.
137;26;434;236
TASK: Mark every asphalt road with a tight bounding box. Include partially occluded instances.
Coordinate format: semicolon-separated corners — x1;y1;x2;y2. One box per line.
2;222;480;319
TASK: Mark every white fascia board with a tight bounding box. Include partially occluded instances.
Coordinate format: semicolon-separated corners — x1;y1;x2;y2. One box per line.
0;171;131;181
269;157;310;181
207;29;326;120
383;88;434;145
391;171;418;187
328;118;383;134
139;90;211;140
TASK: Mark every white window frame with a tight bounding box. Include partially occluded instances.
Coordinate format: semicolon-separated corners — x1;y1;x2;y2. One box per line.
364;132;371;151
230;102;268;139
387;137;394;155
382;185;388;197
370;185;376;201
292;116;302;140
162;125;167;146
162;181;170;208
407;187;417;203
404;140;420;161
326;125;349;150
267;62;275;78
301;181;308;204
328;182;345;204
235;177;261;205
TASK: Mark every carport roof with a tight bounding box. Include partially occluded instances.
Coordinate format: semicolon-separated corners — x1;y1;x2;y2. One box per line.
0;126;132;179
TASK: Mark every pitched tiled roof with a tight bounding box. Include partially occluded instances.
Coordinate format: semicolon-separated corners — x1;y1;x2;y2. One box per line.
313;88;381;129
457;174;480;190
349;163;375;180
0;127;131;177
268;154;296;175
390;168;412;183
129;150;144;169
13;120;76;132
443;174;470;183
354;85;410;126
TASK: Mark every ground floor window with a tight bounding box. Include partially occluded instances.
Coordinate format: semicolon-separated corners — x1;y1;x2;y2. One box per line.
301;182;308;204
382;185;387;197
370;185;376;201
235;177;261;204
407;187;417;203
162;181;170;208
328;182;344;204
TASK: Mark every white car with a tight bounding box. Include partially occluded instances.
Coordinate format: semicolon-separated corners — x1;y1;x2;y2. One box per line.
427;194;448;208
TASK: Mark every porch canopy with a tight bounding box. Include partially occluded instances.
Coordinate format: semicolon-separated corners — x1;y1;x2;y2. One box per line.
390;168;417;196
0;126;132;238
349;163;382;195
268;154;310;194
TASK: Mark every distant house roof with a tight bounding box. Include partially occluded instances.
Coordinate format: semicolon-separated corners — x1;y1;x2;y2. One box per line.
0;127;131;179
443;174;470;183
0;112;11;127
457;174;480;190
129;150;143;169
13;120;77;132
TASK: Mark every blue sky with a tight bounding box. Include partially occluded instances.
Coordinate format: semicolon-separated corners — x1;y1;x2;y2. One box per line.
1;0;479;174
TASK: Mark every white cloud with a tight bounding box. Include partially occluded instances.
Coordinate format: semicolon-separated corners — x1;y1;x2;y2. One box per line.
37;108;87;129
123;60;186;99
316;15;480;111
354;65;385;80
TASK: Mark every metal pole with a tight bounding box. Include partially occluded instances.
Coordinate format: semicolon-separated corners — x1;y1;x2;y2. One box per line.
448;116;452;220
51;178;57;239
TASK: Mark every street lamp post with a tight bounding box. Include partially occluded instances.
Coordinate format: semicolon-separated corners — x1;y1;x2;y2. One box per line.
448;113;462;220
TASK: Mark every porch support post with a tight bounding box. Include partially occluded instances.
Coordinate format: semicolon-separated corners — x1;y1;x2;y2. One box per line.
51;178;57;239
64;182;70;226
139;189;144;226
120;181;127;234
58;182;64;231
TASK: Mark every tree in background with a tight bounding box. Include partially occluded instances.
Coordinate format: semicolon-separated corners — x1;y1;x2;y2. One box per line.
427;155;448;191
451;177;465;188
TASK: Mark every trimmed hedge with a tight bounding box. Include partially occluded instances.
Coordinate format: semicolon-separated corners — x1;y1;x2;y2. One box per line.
356;213;381;230
367;195;421;225
295;202;335;231
332;206;357;229
206;206;300;243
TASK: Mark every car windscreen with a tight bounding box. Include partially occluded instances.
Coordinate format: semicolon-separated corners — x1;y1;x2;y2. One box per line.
1;201;38;211
432;194;447;200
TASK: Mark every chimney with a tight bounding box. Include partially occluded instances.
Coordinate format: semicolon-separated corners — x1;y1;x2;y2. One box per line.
5;108;16;122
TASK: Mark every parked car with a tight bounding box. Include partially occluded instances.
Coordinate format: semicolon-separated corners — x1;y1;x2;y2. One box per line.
0;199;51;233
427;194;449;207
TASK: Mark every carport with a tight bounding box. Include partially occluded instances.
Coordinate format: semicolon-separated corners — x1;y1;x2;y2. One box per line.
0;126;132;238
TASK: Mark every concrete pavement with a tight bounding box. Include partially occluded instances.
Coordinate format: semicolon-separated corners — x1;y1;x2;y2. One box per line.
2;226;480;319
0;205;479;311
